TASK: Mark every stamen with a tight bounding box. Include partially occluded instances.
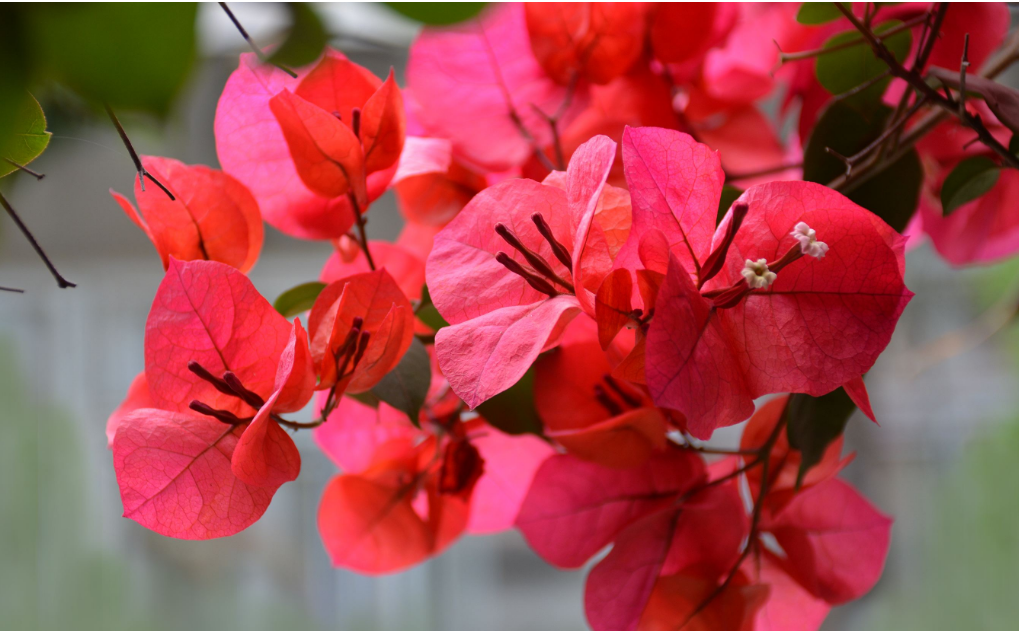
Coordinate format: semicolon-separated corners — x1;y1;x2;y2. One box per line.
495;223;574;291
699;202;749;288
495;252;559;297
333;323;362;378
351;107;361;138
593;384;623;416
603;375;642;408
189;400;251;425
790;222;828;259
741;259;776;289
352;331;371;369
531;212;574;273
222;372;266;409
188;361;237;397
710;282;751;309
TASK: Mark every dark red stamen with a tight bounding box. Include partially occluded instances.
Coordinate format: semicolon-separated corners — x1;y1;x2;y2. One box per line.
709;281;751;310
189;400;251;425
222;371;266;409
603;375;642;408
187;361;236;398
767;244;804;274
593;384;623;416
699;202;749;289
495;223;574;291
352;331;371;369
351;107;361;138
495;252;559;297
531;212;574;273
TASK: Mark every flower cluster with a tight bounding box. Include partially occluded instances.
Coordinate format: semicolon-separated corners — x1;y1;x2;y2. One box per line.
104;3;1018;630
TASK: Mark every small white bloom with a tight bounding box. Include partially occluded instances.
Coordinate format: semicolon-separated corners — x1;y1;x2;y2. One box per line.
741;258;776;289
791;221;829;259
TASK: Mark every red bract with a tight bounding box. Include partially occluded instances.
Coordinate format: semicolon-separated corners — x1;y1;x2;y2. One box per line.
638;571;768;631
144;259;295;417
111;156;263;272
106;371;152;448
516;449;705;568
524;2;647;85
391;137;487;228
632;129;911;437
320;240;425;302
407;3;587;172
427;135;616;407
583;483;748;631
215;50;399;240
748;554;830;631
534;317;666;468
112;409;281;539
760;477;893;605
306;268;414;393
648;3;737;69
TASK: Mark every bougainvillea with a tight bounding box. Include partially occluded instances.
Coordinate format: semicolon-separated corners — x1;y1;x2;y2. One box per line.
103;2;1019;629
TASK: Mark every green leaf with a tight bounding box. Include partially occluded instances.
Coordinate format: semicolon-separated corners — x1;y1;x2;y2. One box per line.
384;2;487;25
940;156;1001;215
267;3;328;69
803;101;923;232
416;284;450;331
816;20;911;111
369;337;431;428
717;185;744;226
796;2;849;25
0;93;51;179
476;368;544;436
274;281;326;318
785;388;858;487
24;3;197;114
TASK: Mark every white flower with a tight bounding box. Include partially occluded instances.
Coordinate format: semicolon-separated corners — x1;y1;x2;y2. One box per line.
791;222;829;259
741;258;776;289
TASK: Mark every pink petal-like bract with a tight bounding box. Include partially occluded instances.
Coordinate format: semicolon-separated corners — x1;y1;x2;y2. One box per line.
407;3;585;172
144;259;293;417
113;409;282;539
111;156;263;272
646;181;912;437
762;477;892;605
516;449;704;568
467;428;554;534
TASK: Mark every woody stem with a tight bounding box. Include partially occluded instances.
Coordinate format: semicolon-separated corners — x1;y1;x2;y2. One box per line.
347;191;376;271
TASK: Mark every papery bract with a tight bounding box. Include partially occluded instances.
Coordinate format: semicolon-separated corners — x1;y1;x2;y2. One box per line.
145;259;294;417
524;2;646;85
307;268;414;392
646;179;912;437
113;409;281;539
320;240;425;302
215;50;396;239
467;427;553;534
516;449;705;568
749;553;831;631
429;135;616;407
638;571;768;631
761;477;892;605
407;3;586;172
111;156;263;272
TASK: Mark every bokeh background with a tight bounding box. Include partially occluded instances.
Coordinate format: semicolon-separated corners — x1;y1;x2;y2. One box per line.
2;4;1019;630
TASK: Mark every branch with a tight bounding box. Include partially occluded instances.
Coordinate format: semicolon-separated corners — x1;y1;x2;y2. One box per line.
4;159;44;180
218;2;298;78
347;192;376;271
104;104;175;200
0;191;76;288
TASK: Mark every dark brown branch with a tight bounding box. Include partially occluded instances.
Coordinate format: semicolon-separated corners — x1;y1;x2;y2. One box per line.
218;2;298;78
347;192;376;271
0;191;75;288
0;285;25;293
4;159;44;180
104;104;175;200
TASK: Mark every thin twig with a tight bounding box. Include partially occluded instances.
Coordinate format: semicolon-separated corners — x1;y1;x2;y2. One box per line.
0;285;25;293
347;192;376;271
104;104;175;200
218;2;298;78
679;408;788;628
0;191;75;288
776;14;929;66
4;159;44;180
725;161;802;182
959;33;970;118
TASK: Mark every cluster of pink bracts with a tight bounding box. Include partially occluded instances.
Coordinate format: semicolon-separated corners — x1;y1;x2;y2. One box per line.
105;4;1017;630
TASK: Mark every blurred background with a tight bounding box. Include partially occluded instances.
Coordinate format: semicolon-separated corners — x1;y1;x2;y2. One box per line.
2;3;1019;630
